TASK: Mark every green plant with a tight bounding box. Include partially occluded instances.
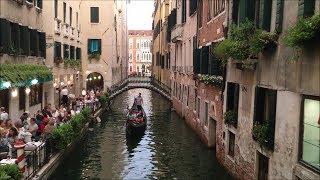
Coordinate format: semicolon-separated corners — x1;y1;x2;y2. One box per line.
64;59;81;69
0;64;53;90
81;107;92;122
0;164;23;180
224;110;238;127
252;121;274;150
198;74;223;87
99;92;110;105
214;19;278;66
283;13;320;48
88;53;100;61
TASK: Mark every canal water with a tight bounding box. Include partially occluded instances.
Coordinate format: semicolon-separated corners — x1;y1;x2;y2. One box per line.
50;88;232;179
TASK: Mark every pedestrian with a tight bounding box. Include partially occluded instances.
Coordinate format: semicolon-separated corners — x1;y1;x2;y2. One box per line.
0;107;9;123
61;86;69;107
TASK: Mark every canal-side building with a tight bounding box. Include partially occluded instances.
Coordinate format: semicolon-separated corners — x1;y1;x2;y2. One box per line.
128;30;152;76
221;0;320;179
80;0;128;91
151;0;172;88
43;0;83;106
0;0;53;120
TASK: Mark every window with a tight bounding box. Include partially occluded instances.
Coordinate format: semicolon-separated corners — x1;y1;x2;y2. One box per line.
38;32;46;58
19;25;30;56
253;87;277;149
76;47;81;60
90;7;99;23
275;0;284;32
54;0;58;18
29;84;43;107
70;46;75;59
36;0;43;9
137;54;140;61
298;0;315;18
259;0;273;31
30;29;39;56
137;42;140;49
76;12;79;28
198;0;203;28
197;97;200;119
235;0;255;24
228;131;235;157
54;41;62;60
19;87;25;111
257;152;269;180
182;0;186;23
299;96;319;170
226;82;240;126
204;102;209;126
70;7;72;26
187;86;190;107
129;66;132;72
209;44;223;76
189;0;197;16
10;22;20;54
63;44;69;59
88;39;101;54
208;0;214;21
63;2;66;23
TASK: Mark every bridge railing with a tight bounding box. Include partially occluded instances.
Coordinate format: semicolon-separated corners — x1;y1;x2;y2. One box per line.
150;76;171;95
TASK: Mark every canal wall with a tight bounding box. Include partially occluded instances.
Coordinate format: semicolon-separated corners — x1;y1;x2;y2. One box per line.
32;107;105;180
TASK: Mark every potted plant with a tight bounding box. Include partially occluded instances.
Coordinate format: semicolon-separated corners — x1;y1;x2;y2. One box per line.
252;121;274;150
224;110;238;127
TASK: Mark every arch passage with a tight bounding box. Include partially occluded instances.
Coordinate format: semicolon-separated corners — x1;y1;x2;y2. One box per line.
86;72;104;91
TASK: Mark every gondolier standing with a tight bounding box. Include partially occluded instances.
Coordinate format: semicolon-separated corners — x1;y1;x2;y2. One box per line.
135;93;143;111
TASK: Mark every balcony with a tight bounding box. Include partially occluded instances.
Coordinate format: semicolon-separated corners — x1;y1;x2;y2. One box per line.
171;24;183;43
62;23;69;38
54;19;61;35
70;27;75;40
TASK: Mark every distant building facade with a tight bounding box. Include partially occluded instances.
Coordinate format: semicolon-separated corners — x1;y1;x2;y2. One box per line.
128;30;152;76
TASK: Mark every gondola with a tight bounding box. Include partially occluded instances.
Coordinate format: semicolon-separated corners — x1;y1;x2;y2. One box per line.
126;103;147;136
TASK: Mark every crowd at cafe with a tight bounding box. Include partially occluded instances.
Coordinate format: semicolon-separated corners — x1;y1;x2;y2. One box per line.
0;87;103;160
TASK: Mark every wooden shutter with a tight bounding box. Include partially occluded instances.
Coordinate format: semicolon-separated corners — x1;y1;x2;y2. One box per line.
91;7;99;23
275;0;284;32
87;39;91;54
227;83;234;111
232;0;240;24
201;46;209;74
304;0;315;17
98;39;101;54
247;0;256;22
10;23;20;53
20;26;30;56
234;84;240;113
238;0;246;23
0;19;11;54
39;32;46;58
262;0;272;31
30;29;37;56
254;87;265;123
267;89;277;124
193;48;201;74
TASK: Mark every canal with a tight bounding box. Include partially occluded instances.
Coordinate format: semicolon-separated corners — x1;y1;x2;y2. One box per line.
50;88;232;179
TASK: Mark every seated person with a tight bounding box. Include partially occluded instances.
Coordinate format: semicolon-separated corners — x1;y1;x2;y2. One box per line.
28;118;38;139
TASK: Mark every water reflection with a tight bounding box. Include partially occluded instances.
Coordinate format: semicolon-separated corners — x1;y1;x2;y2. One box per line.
50;88;232;180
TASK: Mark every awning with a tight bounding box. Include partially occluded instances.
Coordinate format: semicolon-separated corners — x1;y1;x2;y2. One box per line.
0;64;53;90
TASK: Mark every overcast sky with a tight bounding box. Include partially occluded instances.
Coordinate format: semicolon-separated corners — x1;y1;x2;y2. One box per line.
127;0;154;30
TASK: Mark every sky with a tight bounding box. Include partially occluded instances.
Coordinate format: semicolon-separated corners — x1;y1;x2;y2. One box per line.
127;0;154;30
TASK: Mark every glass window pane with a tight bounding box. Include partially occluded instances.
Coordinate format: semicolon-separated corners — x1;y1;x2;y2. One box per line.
302;98;320;169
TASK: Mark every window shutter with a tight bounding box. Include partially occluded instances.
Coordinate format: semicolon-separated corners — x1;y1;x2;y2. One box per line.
30;29;37;56
262;0;272;31
267;90;277;124
234;83;240;113
87;39;91;54
20;25;30;56
39;32;46;58
232;0;240;24
303;0;315;17
91;7;99;23
201;46;209;74
11;23;20;52
247;0;256;22
98;39;101;54
0;19;11;54
193;48;201;74
238;0;246;23
275;0;284;32
254;87;265;123
227;83;234;111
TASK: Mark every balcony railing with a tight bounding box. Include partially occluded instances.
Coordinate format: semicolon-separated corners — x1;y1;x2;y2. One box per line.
62;23;69;38
54;19;61;34
171;66;194;75
70;27;75;40
171;24;183;43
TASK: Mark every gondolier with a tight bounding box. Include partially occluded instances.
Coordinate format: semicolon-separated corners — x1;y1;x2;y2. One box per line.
135;93;143;111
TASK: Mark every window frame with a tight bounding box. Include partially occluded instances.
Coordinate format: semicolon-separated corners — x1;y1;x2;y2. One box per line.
90;7;99;23
298;95;320;172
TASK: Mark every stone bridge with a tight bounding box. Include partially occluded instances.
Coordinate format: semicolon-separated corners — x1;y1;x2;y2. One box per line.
109;76;171;100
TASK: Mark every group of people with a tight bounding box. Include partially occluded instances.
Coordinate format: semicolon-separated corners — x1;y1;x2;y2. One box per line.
0;88;101;159
127;93;144;123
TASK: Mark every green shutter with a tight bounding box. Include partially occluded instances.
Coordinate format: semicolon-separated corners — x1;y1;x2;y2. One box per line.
39;32;46;58
238;0;247;23
20;26;30;56
87;39;91;54
259;0;272;31
11;23;20;53
298;0;305;18
200;46;209;74
259;0;265;29
0;19;12;54
275;0;284;32
304;0;315;17
247;0;256;22
98;39;101;54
